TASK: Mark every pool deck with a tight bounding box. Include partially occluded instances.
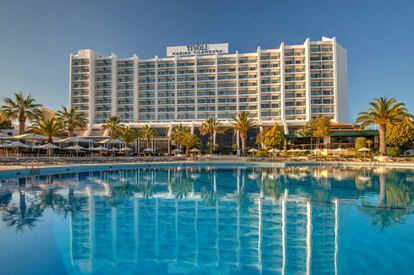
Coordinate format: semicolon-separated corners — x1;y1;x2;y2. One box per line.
0;157;414;179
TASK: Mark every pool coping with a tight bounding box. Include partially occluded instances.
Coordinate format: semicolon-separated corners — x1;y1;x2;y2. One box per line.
0;160;414;179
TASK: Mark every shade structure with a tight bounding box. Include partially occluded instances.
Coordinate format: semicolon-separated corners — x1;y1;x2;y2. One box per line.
94;146;108;151
40;143;59;157
97;138;124;145
357;147;371;152
0;143;13;148
66;145;86;150
108;148;119;153
287;149;296;153
40;143;59;150
120;147;133;152
0;143;13;157
57;136;90;144
247;148;259;153
13;133;47;141
66;144;85;157
10;141;30;148
172;148;182;153
268;148;280;153
143;147;155;153
190;148;200;153
86;146;96;151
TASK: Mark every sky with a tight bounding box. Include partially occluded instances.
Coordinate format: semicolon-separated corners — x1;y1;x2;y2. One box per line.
0;0;413;121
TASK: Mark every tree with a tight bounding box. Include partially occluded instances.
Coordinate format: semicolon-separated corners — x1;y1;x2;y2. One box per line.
181;132;201;156
232;111;256;156
0;92;42;134
200;117;226;154
138;125;157;147
0;113;12;129
386;118;414;150
118;126;138;145
170;124;190;150
28;117;63;143
57;106;87;137
355;137;368;150
256;123;285;150
101;116;122;139
299;116;331;147
355;97;413;155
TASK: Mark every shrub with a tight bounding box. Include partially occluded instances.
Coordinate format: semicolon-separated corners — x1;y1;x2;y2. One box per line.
355;137;367;150
386;147;399;157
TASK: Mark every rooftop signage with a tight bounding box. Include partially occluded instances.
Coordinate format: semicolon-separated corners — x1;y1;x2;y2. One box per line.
166;43;229;57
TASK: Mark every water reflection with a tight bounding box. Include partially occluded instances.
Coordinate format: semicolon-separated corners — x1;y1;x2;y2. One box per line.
0;166;413;274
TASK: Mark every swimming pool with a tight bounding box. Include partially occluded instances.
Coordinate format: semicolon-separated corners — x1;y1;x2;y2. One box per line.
0;164;413;274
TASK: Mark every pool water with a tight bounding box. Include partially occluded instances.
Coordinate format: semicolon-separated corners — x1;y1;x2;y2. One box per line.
0;165;413;274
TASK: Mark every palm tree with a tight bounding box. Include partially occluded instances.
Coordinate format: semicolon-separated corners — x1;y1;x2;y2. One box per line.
0;92;42;134
57;106;87;137
138;125;157;147
28;117;63;143
181;132;201;156
170;124;190;150
200;117;226;154
118;126;138;145
355;97;413;155
101;116;122;139
232;111;256;156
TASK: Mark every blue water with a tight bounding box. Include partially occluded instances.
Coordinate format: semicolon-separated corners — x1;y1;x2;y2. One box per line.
0;165;413;274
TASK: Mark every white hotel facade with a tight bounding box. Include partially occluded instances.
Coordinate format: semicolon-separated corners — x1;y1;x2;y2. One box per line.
69;37;347;135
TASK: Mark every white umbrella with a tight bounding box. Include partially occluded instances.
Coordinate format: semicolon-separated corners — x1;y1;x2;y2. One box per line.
172;148;182;154
41;143;59;149
190;148;200;153
248;148;259;158
108;148;119;155
13;133;47;141
95;146;108;151
94;146;108;156
0;143;13;157
268;148;280;153
9;141;30;157
66;145;85;150
120;146;133;151
41;143;59;157
97;138;124;145
57;136;90;144
357;147;371;152
358;147;371;159
66;144;85;157
143;147;155;153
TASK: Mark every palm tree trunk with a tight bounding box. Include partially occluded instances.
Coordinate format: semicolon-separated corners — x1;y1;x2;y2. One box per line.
68;127;74;137
18;114;25;135
241;134;246;156
186;146;190;157
379;125;386;156
379;174;386;206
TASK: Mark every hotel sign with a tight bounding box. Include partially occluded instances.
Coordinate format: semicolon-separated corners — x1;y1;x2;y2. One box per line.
166;43;229;57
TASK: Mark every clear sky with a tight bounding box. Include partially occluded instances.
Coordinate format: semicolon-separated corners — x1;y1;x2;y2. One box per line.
0;0;413;121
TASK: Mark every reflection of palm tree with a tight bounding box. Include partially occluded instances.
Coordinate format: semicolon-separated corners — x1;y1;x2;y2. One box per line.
142;182;153;198
358;173;414;230
171;174;194;199
237;170;252;213
259;176;284;204
2;190;43;233
108;184;139;206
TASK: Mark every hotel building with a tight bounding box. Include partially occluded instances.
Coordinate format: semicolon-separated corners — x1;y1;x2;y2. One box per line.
69;36;348;137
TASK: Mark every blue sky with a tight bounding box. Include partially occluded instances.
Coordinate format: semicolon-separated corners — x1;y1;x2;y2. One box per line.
0;0;413;121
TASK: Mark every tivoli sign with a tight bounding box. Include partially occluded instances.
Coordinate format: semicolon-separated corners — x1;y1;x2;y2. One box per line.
166;43;229;57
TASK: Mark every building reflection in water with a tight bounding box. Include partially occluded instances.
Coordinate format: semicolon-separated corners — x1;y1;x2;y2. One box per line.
0;166;413;274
